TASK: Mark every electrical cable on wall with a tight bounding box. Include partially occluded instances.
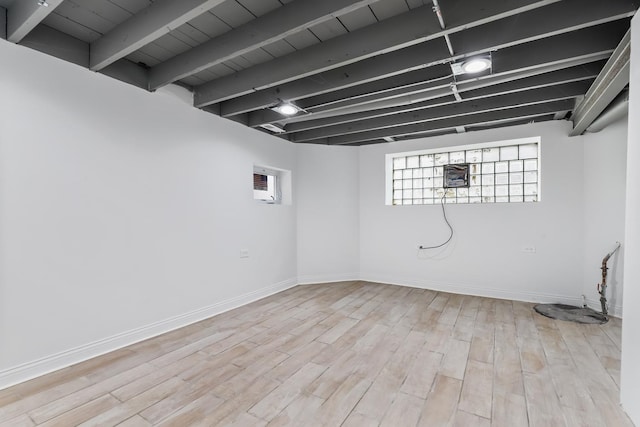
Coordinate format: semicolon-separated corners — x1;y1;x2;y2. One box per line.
418;164;470;250
418;193;453;250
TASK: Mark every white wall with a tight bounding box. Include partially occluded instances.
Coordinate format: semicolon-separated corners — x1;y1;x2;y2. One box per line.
0;41;297;388
296;144;360;283
358;121;588;305
620;13;640;425
582;119;627;315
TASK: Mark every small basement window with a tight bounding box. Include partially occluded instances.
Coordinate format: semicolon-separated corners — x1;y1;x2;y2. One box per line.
253;165;292;205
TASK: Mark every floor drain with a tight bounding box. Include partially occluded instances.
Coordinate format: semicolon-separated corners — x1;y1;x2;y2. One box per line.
533;303;608;324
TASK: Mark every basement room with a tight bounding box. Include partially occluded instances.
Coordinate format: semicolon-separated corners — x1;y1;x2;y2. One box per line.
1;0;639;425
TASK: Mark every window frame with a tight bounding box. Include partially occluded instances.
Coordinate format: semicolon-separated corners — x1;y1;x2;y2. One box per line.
385;136;541;205
253;165;282;204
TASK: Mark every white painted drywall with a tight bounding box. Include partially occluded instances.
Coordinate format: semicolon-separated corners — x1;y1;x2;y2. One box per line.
0;40;297;386
296;144;360;283
358;121;587;304
620;13;640;425
582;119;627;316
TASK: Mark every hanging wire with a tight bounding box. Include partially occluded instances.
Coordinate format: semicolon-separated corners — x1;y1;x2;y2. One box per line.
419;192;453;250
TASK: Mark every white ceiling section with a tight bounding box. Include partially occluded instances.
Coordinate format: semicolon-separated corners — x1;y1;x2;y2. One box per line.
2;0;637;144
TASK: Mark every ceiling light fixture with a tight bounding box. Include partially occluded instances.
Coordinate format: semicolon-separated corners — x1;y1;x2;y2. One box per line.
37;0;49;6
461;57;491;74
450;55;492;76
273;102;300;116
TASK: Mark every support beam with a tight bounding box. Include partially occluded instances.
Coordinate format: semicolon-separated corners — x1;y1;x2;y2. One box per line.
570;30;631;135
20;25;149;90
259;54;608;128
20;24;89;67
214;5;632;116
290;81;589;142
195;0;563;107
247;66;453;127
148;0;381;90
7;0;62;43
327;99;575;145
1;7;6;40
283;65;600;133
90;0;227;71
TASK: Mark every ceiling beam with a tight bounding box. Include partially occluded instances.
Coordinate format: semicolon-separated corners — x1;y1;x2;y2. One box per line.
196;5;442;105
246;66;454;127
90;0;227;72
447;0;635;56
194;0;562;108
148;0;381;90
326;99;575;145
346;114;556;145
259;53;610;129
6;0;63;43
570;30;631;135
290;81;589;142
214;2;633;116
0;7;6;40
283;65;600;133
20;24;149;90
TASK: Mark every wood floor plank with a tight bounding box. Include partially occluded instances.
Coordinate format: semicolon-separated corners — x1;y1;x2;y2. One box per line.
400;344;442;399
309;374;371;426
116;415;152;427
77;377;185;427
264;394;324;427
453;410;491;427
0;282;630;427
418;374;462;427
380;392;424;427
458;360;493;419
0;376;92;423
0;414;35;427
28;363;156;424
248;362;326;421
154;393;223;427
39;394;121;427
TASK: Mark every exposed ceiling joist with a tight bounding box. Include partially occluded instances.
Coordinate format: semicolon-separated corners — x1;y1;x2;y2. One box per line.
90;0;227;71
263;26;617;129
570;29;631;135
290;81;589;142
246;67;454;127
20;25;149;90
259;54;609;129
328;99;575;145
0;7;6;40
194;0;565;108
196;5;442;105
213;2;632;117
4;0;636;145
283;65;601;134
6;0;62;43
148;0;381;90
448;0;635;56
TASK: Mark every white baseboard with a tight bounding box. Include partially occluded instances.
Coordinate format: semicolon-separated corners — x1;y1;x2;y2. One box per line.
0;278;297;391
297;273;360;285
359;274;623;318
583;297;623;318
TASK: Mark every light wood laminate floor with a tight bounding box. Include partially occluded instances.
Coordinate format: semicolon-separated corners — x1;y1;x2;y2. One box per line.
0;281;632;426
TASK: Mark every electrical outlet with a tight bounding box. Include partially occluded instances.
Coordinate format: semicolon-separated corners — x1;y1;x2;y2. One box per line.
521;246;536;253
240;249;249;258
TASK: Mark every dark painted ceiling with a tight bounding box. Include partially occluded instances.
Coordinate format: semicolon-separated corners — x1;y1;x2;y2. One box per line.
1;0;636;145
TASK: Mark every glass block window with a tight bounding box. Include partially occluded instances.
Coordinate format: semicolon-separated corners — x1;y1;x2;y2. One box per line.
386;137;540;205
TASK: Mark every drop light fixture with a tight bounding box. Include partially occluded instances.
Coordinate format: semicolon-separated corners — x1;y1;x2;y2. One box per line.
272;102;301;116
